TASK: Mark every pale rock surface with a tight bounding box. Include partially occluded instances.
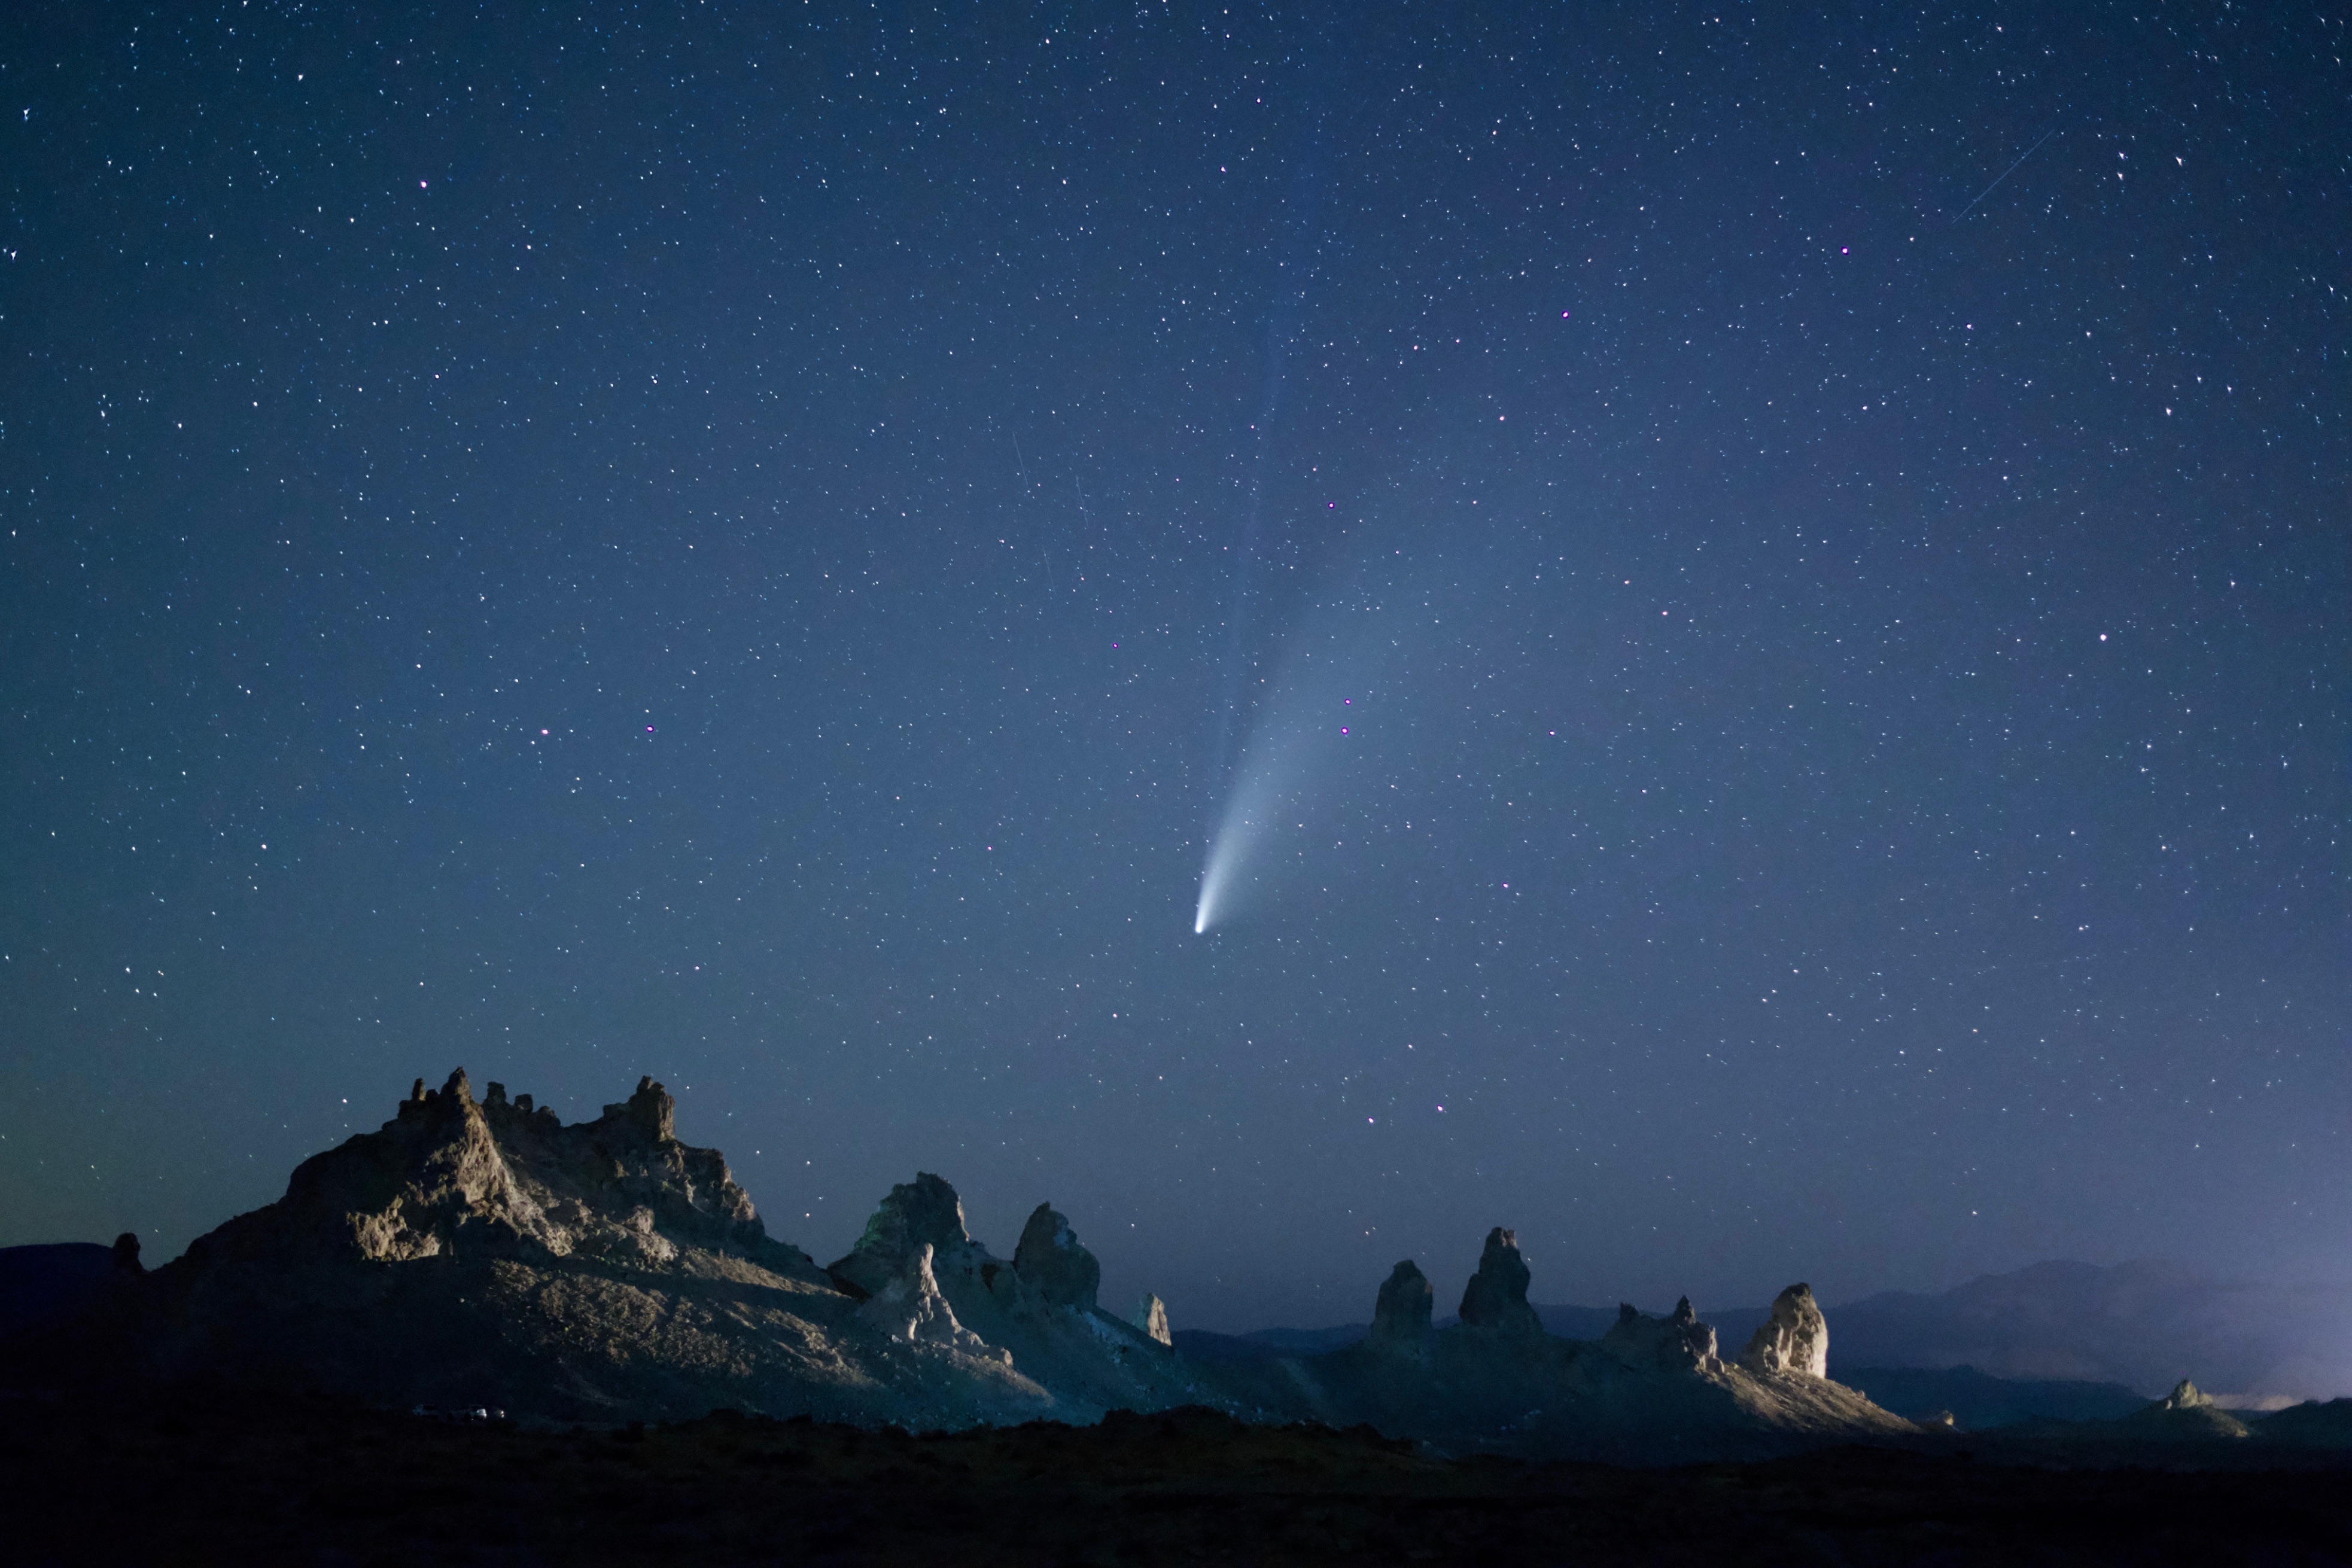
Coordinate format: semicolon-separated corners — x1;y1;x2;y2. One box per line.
1742;1283;1830;1378
857;1242;1002;1359
1131;1293;1172;1347
2120;1377;2251;1440
150;1070;1057;1428
1601;1297;1723;1373
2159;1378;2214;1409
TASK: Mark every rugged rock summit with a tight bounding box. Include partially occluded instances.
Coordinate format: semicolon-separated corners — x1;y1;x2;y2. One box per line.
2122;1378;2252;1441
146;1071;1067;1427
1370;1261;1435;1346
1457;1228;1543;1338
827;1172;990;1301
1132;1295;1173;1347
1601;1297;1723;1374
1013;1204;1103;1310
181;1068;796;1274
1742;1283;1830;1378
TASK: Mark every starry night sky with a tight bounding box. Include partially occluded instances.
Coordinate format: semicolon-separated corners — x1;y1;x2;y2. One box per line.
2;3;2345;1332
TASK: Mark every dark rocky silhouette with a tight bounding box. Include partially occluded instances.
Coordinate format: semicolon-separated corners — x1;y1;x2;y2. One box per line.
1457;1227;1543;1339
1370;1261;1434;1346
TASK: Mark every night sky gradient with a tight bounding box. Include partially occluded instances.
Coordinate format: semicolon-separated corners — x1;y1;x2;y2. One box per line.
3;2;2345;1332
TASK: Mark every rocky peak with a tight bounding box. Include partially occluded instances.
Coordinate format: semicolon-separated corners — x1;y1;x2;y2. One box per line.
1741;1283;1829;1378
1131;1293;1172;1347
830;1173;989;1301
111;1233;143;1274
1370;1260;1434;1344
1601;1297;1721;1373
395;1067;479;1126
1458;1228;1543;1338
600;1075;676;1143
177;1068;803;1277
2159;1378;2213;1411
1012;1203;1100;1310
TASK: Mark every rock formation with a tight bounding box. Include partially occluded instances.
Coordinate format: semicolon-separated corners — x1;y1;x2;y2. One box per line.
1741;1283;1829;1378
1131;1294;1172;1347
81;1067;1931;1459
1457;1228;1543;1338
1012;1204;1101;1310
1370;1261;1434;1345
856;1242;1002;1359
1601;1297;1722;1373
2122;1378;2252;1440
180;1068;792;1274
2158;1378;2213;1410
144;1070;1070;1428
828;1173;991;1301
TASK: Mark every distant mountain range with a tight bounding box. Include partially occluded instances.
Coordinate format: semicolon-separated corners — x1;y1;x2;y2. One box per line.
1177;1259;2352;1403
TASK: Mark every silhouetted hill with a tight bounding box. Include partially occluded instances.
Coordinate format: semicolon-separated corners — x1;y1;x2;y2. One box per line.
1823;1260;2352;1398
1837;1365;2147;1430
0;1236;145;1338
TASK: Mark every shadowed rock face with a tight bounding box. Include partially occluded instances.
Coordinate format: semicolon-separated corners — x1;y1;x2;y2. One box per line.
1014;1204;1101;1310
828;1173;987;1301
1601;1298;1722;1373
1371;1261;1434;1345
1458;1229;1543;1338
1742;1284;1830;1378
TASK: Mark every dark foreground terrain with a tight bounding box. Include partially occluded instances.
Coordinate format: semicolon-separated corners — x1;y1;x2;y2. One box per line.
4;1389;2348;1566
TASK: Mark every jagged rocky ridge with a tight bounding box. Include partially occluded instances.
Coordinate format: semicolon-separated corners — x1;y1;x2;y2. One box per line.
125;1070;1919;1456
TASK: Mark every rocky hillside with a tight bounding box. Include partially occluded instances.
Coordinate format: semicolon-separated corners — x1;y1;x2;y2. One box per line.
141;1069;1189;1429
75;1068;1923;1457
1206;1231;1917;1462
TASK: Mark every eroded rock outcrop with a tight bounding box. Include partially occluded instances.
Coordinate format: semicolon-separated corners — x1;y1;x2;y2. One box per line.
1012;1204;1100;1310
1601;1296;1722;1373
1741;1283;1829;1378
2123;1378;2251;1440
857;1242;1001;1359
1131;1294;1172;1347
181;1067;805;1275
829;1173;991;1301
1457;1228;1543;1339
1370;1261;1434;1346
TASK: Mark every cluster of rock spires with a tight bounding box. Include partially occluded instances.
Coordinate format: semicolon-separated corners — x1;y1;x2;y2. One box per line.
50;1070;1926;1457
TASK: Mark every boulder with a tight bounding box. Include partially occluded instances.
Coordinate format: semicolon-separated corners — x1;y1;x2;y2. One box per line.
1370;1261;1434;1344
1131;1294;1172;1347
1600;1296;1721;1373
1012;1204;1100;1310
1741;1283;1829;1378
1458;1228;1544;1338
111;1233;143;1274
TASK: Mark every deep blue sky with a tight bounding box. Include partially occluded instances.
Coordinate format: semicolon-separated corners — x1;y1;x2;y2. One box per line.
2;2;2344;1331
